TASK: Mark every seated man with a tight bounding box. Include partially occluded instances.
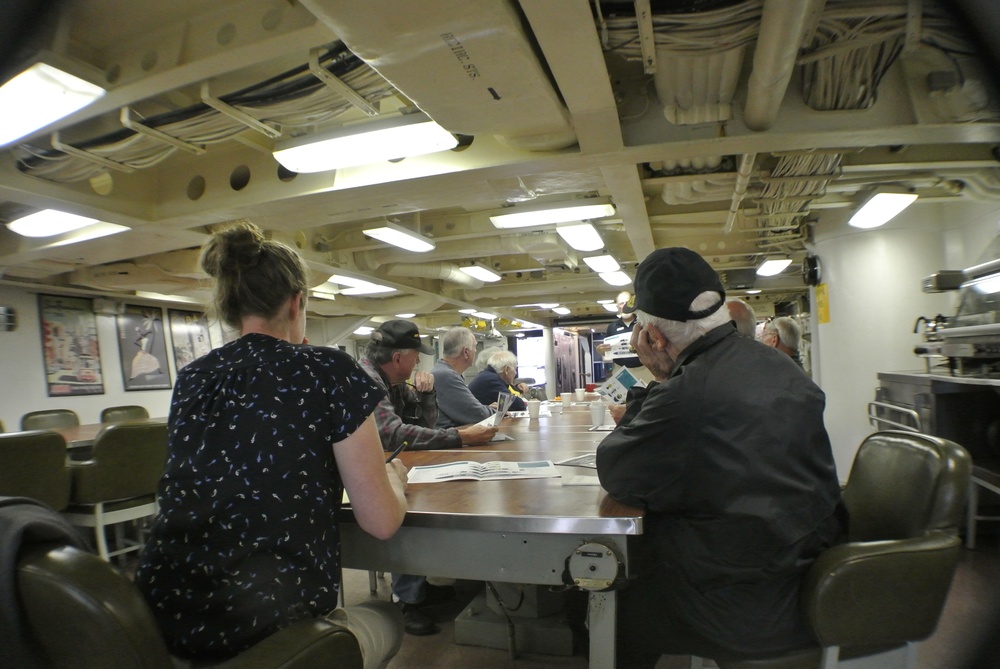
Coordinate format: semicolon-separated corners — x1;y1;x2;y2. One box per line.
468;349;527;411
761;315;803;367
431;327;494;429
359;320;497;636
596;248;845;667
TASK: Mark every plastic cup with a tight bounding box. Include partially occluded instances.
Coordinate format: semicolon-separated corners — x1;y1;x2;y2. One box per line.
527;399;541;419
589;400;605;427
575;388;586;401
561;394;572;408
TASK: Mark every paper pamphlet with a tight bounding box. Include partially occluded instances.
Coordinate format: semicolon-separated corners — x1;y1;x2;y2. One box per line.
407;459;561;483
602;332;638;361
555;453;597;468
597;365;647;405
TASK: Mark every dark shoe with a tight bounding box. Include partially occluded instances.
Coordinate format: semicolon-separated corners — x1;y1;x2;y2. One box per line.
418;583;456;607
397;602;440;636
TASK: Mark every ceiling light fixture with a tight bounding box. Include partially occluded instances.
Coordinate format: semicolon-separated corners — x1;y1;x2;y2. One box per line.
602;303;619;312
552;306;571;315
6;209;98;237
583;254;621;273
363;220;435;252
328;274;397;296
489;198;616;229
458;308;477;314
354;326;374;335
0;61;106;148
459;263;501;282
471;311;497;320
272;111;458;173
848;188;918;229
395;313;416;318
756;258;792;277
600;271;632;286
555;222;604;251
745;289;762;295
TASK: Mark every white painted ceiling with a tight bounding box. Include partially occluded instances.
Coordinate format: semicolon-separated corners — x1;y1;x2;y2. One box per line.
1;0;998;335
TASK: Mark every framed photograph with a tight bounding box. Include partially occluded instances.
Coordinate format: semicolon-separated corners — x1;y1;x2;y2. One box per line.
37;294;105;396
168;309;212;371
117;305;172;391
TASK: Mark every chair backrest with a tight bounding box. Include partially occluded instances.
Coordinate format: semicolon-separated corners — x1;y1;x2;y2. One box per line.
21;409;80;431
0;431;71;510
843;430;971;541
71;422;167;504
801;430;971;651
100;405;150;423
18;543;175;669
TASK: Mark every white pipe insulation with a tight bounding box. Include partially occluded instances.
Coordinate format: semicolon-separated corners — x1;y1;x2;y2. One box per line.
385;262;484;288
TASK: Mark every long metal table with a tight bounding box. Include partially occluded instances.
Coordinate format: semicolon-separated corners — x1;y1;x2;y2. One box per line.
340;402;641;668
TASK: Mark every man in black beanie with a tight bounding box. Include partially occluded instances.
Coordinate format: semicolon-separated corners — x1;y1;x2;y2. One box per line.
596;248;845;667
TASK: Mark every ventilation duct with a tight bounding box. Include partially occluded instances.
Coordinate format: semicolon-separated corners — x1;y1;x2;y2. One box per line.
385;262;484;288
299;0;576;150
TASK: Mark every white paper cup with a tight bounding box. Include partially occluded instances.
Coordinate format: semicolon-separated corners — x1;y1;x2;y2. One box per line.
527;399;541;419
589;400;605;426
561;394;572;408
575;388;586;401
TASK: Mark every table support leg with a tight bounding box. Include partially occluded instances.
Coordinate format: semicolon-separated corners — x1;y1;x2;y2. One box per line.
588;590;617;668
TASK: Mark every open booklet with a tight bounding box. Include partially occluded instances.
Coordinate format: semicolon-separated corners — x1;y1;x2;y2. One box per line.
471;391;516;441
597;365;647;405
407;459;561;483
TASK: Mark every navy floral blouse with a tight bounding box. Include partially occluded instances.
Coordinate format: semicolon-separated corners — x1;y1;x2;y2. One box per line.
135;333;383;659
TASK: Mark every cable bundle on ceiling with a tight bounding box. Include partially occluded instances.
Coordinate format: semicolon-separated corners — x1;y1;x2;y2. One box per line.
753;152;843;252
601;0;763;56
800;0;983;111
14;43;397;183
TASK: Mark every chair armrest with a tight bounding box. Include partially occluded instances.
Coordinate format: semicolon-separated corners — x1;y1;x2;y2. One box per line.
208;618;363;669
802;531;960;648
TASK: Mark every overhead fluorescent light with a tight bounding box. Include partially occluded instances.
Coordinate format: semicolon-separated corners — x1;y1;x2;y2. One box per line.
0;62;106;147
363;220;435;253
272;111;457;173
537;303;559;309
756;258;792;277
552;306;571;315
848;189;918;229
459;263;501;282
583;254;621;273
354;326;374;335
6;209;98;237
472;311;497;320
395;313;416;318
602;303;619;312
600;271;632;286
556;222;604;251
47;222;129;247
328;274;396;296
458;308;477;314
489;198;616;229
745;289;762;295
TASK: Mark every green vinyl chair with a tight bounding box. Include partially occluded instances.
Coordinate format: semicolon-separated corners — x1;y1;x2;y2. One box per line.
100;405;150;423
17;541;364;669
21;409;80;431
694;430;971;669
61;421;167;561
0;430;71;510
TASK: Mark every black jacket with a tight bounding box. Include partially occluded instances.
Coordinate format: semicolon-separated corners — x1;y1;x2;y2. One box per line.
597;325;845;656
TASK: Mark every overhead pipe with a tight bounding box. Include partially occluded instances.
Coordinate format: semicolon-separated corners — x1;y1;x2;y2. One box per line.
743;0;825;131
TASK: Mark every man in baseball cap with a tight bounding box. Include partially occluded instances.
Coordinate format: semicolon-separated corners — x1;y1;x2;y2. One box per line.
370;319;436;355
358;319;495;635
596;248;845;667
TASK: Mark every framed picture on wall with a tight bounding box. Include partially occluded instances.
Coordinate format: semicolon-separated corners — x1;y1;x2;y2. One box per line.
167;309;212;371
37;294;105;397
117;305;172;391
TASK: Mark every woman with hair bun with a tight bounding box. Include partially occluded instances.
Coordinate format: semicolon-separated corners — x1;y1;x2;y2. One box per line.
136;221;407;667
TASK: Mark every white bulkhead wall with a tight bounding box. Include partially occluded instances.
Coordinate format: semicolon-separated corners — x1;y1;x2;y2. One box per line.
811;200;1000;478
